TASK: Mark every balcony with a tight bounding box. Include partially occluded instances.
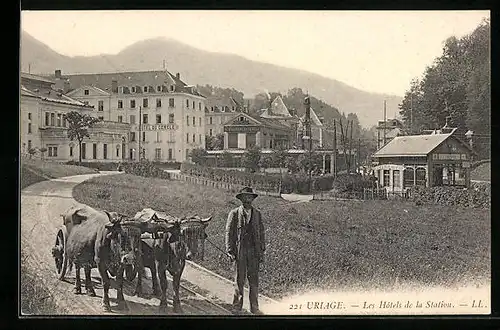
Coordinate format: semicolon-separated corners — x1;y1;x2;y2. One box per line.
39;127;68;139
92;120;131;132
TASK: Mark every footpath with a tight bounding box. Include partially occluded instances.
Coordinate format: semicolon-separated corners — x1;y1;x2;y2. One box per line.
21;171;278;315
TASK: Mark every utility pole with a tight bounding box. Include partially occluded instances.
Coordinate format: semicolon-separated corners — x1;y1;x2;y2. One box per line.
348;120;353;173
383;100;387;146
410;94;413;135
304;95;312;192
138;106;142;161
333;119;337;179
339;118;346;171
357;138;361;174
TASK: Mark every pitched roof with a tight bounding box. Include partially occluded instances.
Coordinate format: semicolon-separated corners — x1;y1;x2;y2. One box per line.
54;70;204;97
225;112;292;131
373;132;454;157
300;107;323;127
20;84;93;108
66;85;111;97
21;72;55;85
204;95;242;113
260;96;292;118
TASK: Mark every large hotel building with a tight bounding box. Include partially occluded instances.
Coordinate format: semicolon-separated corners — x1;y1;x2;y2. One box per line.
20;69;206;163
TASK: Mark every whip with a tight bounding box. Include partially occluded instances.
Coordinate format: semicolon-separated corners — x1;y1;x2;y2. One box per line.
205;236;234;260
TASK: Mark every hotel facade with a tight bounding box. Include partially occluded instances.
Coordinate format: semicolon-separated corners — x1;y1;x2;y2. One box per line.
20;73;130;163
55;69;206;162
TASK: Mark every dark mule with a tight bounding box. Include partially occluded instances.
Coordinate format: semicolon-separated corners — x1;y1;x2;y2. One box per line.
57;205;142;312
133;216;212;313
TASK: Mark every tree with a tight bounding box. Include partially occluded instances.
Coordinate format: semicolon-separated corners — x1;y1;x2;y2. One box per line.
220;151;234;168
258;153;273;174
271;146;288;193
296;151;322;175
205;135;213;150
213;134;224;150
205;133;225;151
285;155;299;174
39;147;47;160
28;147;37;159
398;18;490;146
189;148;208;165
241;146;261;173
64;111;101;164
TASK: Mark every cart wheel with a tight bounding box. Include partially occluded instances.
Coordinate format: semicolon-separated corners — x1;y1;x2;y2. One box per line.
52;227;68;280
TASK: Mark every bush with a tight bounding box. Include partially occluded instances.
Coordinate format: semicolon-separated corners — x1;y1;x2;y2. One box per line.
20;165;47;189
153;161;182;170
332;173;374;193
409;185;490;209
180;163;334;194
122;160;170;179
66;161;122;171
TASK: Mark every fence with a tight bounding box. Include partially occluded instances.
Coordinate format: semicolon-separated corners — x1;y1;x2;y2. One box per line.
168;171;282;197
362;188;409;200
312;191;364;202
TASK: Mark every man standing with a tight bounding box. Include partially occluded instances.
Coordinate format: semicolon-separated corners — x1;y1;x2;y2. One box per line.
225;186;265;315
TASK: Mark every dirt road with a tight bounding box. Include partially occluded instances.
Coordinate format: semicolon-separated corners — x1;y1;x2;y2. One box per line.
20;172;231;315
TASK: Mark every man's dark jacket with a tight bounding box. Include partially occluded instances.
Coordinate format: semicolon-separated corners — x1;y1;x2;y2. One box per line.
225;205;265;261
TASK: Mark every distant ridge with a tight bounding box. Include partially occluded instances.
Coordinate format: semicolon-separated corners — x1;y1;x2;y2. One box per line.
20;30;402;127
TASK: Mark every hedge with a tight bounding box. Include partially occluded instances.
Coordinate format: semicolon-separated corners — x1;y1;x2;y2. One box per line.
122;160;171;180
180;163;335;194
408;185;490;209
66;161;122;171
331;173;376;193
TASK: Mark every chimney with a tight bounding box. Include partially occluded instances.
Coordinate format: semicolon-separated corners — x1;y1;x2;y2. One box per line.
55;69;62;79
176;72;180;80
111;79;118;93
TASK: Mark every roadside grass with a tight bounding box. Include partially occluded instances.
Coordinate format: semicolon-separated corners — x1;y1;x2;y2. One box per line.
73;174;491;299
20;165;47;190
20;250;65;315
20;159;97;190
471;162;490;181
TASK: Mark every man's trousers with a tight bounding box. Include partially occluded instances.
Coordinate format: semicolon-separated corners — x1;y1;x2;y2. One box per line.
232;242;259;312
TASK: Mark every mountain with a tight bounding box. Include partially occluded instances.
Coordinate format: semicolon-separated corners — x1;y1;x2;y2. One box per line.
20;31;402;127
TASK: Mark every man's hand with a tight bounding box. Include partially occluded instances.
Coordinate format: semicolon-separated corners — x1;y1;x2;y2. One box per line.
259;254;264;264
227;253;236;262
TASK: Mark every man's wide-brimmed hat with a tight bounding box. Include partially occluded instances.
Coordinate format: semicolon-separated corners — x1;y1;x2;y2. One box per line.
236;186;258;200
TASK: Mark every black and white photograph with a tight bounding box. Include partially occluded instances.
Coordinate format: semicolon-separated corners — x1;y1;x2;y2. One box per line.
19;10;491;316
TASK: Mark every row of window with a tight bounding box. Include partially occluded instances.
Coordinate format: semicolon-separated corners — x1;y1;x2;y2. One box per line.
98;98;204;111
128;131;202;144
130;147;176;161
44;112;67;128
186;133;203;144
206;115;233;126
80;143;120;160
208;106;237;112
186;115;203;127
84;85;175;96
129;131;176;143
379;169;401;188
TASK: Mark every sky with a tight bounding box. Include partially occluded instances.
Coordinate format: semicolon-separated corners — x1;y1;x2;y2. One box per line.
21;10;489;96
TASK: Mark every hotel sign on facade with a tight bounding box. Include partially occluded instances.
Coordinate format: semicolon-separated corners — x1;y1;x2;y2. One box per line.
141;124;178;131
432;153;468;161
224;125;260;134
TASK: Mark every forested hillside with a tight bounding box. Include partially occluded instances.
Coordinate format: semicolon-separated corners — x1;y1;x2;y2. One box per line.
398;18;490;158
